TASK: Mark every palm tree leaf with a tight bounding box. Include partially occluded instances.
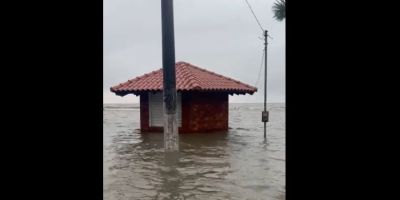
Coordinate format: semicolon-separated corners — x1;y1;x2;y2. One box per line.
272;0;286;21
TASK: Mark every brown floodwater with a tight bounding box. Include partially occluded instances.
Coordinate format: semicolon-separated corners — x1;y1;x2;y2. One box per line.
104;103;285;200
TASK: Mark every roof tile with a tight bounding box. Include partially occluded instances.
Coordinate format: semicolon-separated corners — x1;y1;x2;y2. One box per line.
110;61;257;96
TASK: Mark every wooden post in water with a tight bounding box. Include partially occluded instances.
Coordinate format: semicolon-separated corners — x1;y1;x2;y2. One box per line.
262;30;269;140
161;0;179;151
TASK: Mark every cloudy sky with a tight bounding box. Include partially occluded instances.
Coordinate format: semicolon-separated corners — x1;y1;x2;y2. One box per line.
104;0;285;103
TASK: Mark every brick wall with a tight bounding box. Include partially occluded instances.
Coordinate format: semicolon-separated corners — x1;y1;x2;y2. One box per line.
140;92;229;133
139;94;152;132
181;92;228;132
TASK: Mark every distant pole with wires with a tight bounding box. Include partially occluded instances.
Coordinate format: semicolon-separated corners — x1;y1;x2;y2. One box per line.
262;30;269;139
244;0;269;140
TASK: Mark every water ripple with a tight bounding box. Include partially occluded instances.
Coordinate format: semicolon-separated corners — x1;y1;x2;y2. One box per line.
104;103;285;200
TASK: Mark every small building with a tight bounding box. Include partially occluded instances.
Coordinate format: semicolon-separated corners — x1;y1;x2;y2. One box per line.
110;61;257;133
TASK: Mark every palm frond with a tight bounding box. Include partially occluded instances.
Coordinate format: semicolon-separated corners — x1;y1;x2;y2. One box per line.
272;0;286;21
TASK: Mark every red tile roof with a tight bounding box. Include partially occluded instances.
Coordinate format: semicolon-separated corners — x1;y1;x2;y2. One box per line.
110;61;257;96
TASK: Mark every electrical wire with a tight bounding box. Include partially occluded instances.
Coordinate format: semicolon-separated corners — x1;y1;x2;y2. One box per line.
244;0;264;32
254;49;265;87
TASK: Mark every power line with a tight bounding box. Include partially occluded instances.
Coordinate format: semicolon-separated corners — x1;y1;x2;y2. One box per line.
243;0;266;88
254;49;265;87
244;0;264;32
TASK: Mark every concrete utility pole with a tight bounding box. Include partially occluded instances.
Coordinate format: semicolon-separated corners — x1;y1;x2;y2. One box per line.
262;30;269;139
161;0;179;151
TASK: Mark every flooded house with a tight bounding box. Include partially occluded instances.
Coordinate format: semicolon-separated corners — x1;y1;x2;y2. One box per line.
110;61;257;133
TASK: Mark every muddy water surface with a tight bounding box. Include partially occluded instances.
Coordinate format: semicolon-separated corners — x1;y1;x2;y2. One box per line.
104;103;285;200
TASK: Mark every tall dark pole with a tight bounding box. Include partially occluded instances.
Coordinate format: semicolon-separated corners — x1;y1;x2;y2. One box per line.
262;30;269;139
161;0;178;151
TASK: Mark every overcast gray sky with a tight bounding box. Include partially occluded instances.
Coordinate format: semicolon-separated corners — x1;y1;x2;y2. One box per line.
104;0;285;103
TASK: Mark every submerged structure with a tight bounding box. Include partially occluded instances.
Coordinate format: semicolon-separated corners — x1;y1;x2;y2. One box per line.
111;61;257;133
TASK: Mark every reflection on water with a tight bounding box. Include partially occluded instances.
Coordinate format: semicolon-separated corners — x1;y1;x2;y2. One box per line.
104;103;285;200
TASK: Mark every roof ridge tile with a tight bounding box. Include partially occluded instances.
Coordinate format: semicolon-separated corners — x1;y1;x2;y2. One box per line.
181;62;202;90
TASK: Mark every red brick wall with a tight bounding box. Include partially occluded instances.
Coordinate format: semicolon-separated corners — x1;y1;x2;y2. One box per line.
140;94;151;131
181;92;228;133
140;92;229;133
